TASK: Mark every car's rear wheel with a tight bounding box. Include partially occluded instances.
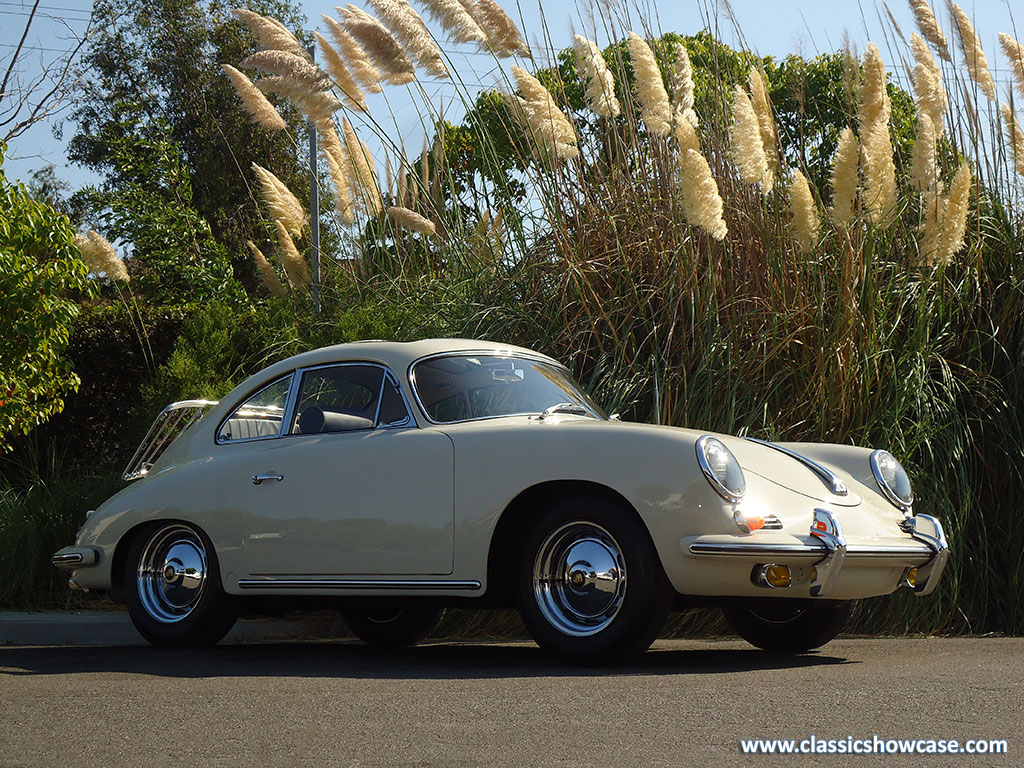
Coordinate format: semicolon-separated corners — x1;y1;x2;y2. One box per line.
517;496;671;665
124;522;237;647
723;599;856;652
342;603;444;647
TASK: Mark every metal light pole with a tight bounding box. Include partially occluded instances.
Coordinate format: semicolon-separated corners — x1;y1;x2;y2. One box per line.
307;44;321;315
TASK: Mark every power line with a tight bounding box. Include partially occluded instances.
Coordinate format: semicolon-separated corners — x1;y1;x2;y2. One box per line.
0;9;91;22
0;1;92;12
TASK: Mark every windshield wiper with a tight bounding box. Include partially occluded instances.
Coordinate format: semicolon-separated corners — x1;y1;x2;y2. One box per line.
538;402;592;420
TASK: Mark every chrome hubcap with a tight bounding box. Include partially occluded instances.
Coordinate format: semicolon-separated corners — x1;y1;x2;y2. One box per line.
533;521;626;637
137;525;208;623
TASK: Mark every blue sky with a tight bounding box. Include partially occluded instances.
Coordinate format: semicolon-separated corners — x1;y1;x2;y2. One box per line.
0;0;1017;189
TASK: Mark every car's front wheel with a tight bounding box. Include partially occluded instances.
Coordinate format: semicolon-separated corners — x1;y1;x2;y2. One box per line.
723;599;855;652
124;522;237;647
517;496;671;665
342;603;444;647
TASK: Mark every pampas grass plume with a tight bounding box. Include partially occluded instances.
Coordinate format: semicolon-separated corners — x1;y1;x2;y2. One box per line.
830;126;860;224
468;0;530;57
240;49;331;92
252;163;306;236
511;66;579;162
75;230;130;281
339;5;416;85
789;169;819;253
679;149;727;241
910;112;938;190
674;114;700;155
938;160;972;264
671;41;695;113
274;220;311;288
999;33;1024;101
951;4;996;102
730;84;769;187
388;206;437;237
858;43;891;131
367;0;448;78
1001;103;1024;176
749;67;779;182
315;32;367;110
222;64;286;131
627;32;672;138
247;241;289;297
573;35;620;118
908;0;951;60
421;0;487;44
322;14;384;92
231;8;309;60
861;120;897;227
910;34;947;135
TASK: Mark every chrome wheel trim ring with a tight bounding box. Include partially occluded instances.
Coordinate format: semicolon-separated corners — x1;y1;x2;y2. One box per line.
532;521;627;637
136;524;209;624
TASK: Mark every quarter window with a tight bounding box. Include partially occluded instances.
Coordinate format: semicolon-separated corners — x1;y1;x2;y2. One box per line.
216;375;292;443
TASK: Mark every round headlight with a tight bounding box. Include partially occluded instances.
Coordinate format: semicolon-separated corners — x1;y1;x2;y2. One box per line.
870;449;913;510
696;436;746;502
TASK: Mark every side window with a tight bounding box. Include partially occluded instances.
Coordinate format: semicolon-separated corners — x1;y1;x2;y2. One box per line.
216;375;292;443
378;373;412;426
292;365;379;434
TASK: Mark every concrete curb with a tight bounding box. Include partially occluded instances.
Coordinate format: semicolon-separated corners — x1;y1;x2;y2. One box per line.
0;611;348;646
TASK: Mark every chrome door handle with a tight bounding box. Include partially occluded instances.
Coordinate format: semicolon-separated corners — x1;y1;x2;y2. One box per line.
252;473;284;485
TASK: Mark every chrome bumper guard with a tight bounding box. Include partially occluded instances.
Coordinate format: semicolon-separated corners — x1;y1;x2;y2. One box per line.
899;514;948;597
687;510;949;598
51;547;98;572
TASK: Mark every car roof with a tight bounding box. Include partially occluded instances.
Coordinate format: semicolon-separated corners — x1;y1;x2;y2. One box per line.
251;338;559;385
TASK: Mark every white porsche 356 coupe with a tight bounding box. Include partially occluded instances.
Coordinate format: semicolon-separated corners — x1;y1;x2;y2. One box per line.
53;339;948;663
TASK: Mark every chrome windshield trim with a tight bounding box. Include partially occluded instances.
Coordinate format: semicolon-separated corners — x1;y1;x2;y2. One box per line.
237;578;481;591
744;438;849;496
407;350;602;426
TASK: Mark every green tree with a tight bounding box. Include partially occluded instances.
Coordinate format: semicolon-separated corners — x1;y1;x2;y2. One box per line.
0;143;95;445
68;0;313;296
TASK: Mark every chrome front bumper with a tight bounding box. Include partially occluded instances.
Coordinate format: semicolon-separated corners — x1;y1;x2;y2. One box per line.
686;511;949;597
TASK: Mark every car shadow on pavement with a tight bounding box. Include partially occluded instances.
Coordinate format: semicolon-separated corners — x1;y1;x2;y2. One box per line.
0;640;856;680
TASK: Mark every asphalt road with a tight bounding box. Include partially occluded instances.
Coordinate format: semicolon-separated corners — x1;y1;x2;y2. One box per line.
0;637;1018;767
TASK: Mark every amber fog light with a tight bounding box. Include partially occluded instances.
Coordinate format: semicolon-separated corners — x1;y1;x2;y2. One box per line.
903;567;919;588
752;563;792;588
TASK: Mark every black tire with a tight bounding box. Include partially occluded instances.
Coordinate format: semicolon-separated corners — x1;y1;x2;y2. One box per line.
342;603;444;647
516;495;671;666
723;599;856;652
124;522;237;648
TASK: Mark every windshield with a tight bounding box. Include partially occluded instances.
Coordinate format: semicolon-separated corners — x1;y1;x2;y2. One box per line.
411;354;606;423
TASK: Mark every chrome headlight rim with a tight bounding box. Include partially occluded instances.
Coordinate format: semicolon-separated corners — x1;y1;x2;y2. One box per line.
870;449;914;512
696;435;747;503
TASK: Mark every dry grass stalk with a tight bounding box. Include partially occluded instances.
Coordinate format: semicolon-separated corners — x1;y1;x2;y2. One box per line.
858;43;891;131
951;4;996;102
830;126;860;224
789;169;819;253
999;33;1024;101
315;32;367;110
74;230;130;281
510;66;579;161
246;240;289;297
908;0;951;60
910;33;948;135
421;0;487;45
861;120;897;226
627;32;672;138
367;0;448;78
573;35;620;118
274;220;311;288
465;0;530;57
240;50;332;92
999;103;1024;176
671;41;697;127
322;137;356;226
222;64;286;130
730;84;769;188
322;14;384;93
231;9;310;61
909;111;938;190
749;67;779;184
252;162;306;236
679;148;727;241
339;5;416;85
388;205;437;236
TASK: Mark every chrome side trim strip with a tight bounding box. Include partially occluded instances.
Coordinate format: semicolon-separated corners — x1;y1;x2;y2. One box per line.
51;553;84;565
237;578;482;591
744;437;849;496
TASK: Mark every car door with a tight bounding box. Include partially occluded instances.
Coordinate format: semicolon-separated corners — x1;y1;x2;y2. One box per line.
217;363;455;578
